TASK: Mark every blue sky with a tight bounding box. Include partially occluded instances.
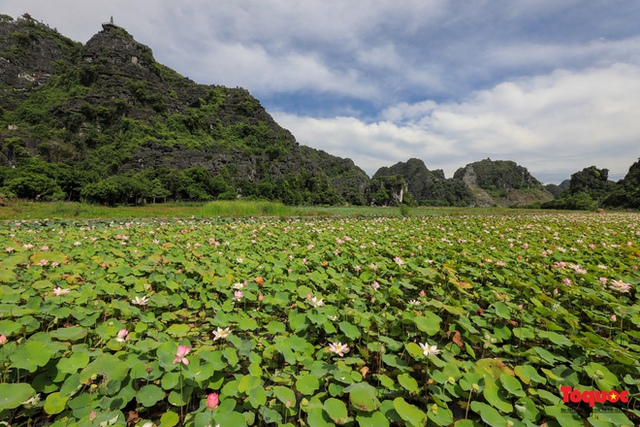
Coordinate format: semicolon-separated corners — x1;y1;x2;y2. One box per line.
3;0;640;183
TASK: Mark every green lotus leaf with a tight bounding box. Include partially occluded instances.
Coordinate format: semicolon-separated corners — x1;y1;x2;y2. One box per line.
323;398;349;424
238;374;261;393
414;311;442;336
10;341;53;372
259;406;283;425
266;320;286;334
397;373;420;394
0;266;16;283
0;319;23;337
381;354;408;370
499;373;526;397
512;327;535;340
538;330;572;347
356;411;389;427
137;384;165;407
248;385;267;408
514;364;546;385
427;403;454;426
44;392;69;415
165;323;190;336
248;361;262;377
273;386;296;407
168;385;193;406
470;401;507;427
289;312;309;332
338;321;361;340
200;350;226;371
56;351;90;374
472;358;513;380
0;383;35;410
160;410;180;427
584;362;620;390
161;371;180;390
405;342;424;359
50;326;87;341
79;354;129;385
237;316;258;330
544;404;583;427
393;397;426;427
589;409;634;427
328;383;344;397
296;373;320;395
307;405;334;427
375;374;397;391
483;378;513;413
493;302;510;319
514;397;541;422
344;382;379;412
223;346;239;367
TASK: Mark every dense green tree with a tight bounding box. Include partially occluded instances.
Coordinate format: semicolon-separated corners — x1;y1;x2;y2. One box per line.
2;173;65;201
80;175;151;205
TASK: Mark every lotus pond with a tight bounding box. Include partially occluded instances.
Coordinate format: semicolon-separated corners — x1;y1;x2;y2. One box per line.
0;212;638;427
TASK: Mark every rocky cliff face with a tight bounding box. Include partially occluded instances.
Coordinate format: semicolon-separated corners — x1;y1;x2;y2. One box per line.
0;15;79;89
372;158;473;206
453;159;554;207
0;15;370;204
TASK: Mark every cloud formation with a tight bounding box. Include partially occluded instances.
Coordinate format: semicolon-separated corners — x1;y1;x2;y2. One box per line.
276;63;640;182
2;0;640;182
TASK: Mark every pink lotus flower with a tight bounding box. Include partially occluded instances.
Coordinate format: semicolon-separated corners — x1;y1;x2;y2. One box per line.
610;314;617;322
131;296;150;306
609;280;632;293
0;334;7;345
53;287;70;296
206;392;219;410
233;290;244;301
420;343;440;358
309;296;324;308
173;345;191;365
329;342;350;357
213;327;231;341
116;329;129;343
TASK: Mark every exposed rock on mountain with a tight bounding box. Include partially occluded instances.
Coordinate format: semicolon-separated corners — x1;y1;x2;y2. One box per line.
1;15;637;210
372;158;472;206
453;159;554;207
0;15;369;204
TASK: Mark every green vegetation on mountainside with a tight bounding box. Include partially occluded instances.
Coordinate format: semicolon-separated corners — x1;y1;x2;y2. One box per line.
0;15;369;206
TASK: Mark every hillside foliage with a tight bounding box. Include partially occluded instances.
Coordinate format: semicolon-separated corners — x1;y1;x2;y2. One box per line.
0;15;638;210
0;16;368;206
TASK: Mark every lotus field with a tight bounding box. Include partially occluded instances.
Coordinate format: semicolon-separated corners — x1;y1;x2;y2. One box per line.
0;212;639;427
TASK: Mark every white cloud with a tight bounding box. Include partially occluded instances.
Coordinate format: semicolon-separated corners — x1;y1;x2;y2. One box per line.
277;63;640;183
3;0;640;183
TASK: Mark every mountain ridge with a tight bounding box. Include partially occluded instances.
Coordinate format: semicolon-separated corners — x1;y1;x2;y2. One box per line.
0;14;370;205
1;14;638;209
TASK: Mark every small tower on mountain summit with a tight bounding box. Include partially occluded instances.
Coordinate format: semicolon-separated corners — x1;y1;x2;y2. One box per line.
102;16;119;30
